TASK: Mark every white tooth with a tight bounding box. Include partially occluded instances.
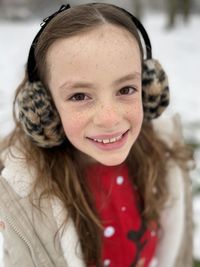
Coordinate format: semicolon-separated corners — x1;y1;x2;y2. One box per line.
110;137;117;143
93;139;102;143
116;135;122;140
93;134;123;144
102;139;110;144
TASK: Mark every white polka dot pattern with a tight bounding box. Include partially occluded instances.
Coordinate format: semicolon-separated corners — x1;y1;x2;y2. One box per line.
116;175;124;185
103;259;111;266
104;226;115;237
149;257;158;267
151;230;156;237
121;206;126;211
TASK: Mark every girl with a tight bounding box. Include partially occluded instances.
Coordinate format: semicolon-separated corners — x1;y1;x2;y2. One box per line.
0;3;194;267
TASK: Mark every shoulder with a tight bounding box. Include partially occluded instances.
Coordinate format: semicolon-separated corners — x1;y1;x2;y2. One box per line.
153;160;193;267
0;145;56;221
0;145;36;198
0;149;34;237
0;145;53;242
0;145;86;267
150;114;193;267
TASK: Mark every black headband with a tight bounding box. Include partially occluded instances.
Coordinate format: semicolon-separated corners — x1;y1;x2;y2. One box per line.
27;3;152;83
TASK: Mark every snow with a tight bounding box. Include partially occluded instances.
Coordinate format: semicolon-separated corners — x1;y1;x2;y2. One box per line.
143;14;200;124
0;13;200;264
0;21;39;138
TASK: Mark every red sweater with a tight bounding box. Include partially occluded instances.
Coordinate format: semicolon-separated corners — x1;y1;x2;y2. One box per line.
85;162;158;267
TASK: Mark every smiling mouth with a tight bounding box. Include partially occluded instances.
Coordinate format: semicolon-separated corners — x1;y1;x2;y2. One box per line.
87;130;129;144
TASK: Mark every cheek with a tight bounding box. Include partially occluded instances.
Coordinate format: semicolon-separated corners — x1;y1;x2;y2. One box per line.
135;104;144;122
59;110;88;139
126;101;144;124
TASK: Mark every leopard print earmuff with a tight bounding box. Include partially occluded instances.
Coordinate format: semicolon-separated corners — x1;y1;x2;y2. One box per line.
17;4;170;148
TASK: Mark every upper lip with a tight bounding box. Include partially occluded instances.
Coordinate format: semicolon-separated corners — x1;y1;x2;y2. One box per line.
88;130;128;140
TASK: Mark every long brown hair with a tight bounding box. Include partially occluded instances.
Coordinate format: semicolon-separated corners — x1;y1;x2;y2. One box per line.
0;3;194;266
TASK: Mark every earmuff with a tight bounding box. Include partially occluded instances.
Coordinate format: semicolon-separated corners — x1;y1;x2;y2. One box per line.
17;3;170;148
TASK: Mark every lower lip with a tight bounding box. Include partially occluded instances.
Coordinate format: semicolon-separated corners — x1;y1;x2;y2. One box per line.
87;130;129;151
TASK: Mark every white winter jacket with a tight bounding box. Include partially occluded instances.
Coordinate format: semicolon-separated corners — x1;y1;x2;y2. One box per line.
0;114;193;267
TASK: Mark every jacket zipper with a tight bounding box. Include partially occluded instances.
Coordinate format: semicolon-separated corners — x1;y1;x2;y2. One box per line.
4;215;52;267
5;214;32;249
4;215;39;266
4;214;38;266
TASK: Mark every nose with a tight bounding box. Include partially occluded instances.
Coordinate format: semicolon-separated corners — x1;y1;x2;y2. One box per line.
93;101;121;129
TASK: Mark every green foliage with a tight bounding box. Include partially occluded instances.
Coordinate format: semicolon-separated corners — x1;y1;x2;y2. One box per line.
194;260;200;267
167;0;191;28
187;141;200;150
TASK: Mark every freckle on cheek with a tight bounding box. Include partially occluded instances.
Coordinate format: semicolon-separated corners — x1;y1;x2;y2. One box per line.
64;113;86;131
74;113;87;121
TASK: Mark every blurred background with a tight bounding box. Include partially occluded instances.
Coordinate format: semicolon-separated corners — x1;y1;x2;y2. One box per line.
0;0;200;266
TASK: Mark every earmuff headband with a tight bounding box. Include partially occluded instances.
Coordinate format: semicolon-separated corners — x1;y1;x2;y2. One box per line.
27;4;71;82
112;5;152;59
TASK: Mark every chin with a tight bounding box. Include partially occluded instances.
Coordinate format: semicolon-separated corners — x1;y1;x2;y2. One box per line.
75;145;131;167
93;153;128;166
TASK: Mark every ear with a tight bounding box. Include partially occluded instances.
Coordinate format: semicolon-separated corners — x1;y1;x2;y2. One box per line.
142;59;170;120
16;81;65;148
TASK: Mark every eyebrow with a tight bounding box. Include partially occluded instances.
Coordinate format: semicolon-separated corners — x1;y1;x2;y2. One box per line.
59;72;141;91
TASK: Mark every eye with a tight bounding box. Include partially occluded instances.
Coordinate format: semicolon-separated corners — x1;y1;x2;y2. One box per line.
118;86;137;95
68;93;89;101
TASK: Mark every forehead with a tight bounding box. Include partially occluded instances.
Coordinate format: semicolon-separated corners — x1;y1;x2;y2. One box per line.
47;24;141;86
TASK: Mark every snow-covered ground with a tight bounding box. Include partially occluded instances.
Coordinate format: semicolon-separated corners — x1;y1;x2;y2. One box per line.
0;12;200;264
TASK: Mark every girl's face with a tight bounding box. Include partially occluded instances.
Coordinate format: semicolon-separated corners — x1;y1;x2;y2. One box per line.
47;24;143;166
